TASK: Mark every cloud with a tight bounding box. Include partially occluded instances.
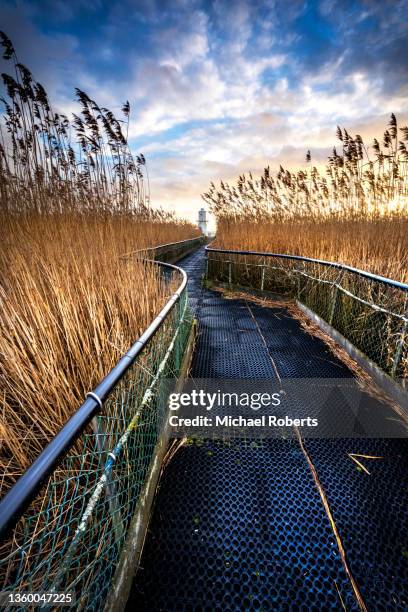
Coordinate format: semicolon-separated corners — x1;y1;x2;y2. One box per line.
0;4;80;104
1;0;408;225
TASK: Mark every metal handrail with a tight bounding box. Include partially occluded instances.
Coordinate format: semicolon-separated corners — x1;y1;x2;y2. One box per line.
123;236;203;259
0;237;201;539
205;245;408;292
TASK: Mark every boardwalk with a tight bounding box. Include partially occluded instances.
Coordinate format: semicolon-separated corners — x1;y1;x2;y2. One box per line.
128;247;408;611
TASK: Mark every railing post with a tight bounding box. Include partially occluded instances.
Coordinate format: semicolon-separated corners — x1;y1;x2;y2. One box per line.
329;268;344;326
228;260;232;285
296;265;301;299
391;310;408;378
261;259;265;291
174;301;181;371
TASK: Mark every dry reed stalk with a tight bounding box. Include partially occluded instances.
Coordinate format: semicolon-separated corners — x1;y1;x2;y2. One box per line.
296;430;368;612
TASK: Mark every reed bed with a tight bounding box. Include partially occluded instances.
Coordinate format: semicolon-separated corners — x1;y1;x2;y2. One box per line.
0;33;199;491
203;115;408;283
0;215;198;491
210;217;407;282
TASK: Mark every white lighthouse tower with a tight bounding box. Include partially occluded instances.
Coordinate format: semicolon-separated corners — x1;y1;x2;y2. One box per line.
197;207;208;235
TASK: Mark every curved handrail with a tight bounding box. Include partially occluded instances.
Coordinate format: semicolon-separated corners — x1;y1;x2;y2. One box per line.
205;245;408;292
0;238;200;539
123;236;203;259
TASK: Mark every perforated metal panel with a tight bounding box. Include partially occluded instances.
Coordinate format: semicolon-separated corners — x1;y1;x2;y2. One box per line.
128;439;356;611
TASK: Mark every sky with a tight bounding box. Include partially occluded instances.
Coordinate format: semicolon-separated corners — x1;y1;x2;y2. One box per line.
1;0;408;225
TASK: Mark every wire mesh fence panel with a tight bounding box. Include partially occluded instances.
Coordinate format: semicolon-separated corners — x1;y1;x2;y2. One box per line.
206;249;408;383
0;240;198;610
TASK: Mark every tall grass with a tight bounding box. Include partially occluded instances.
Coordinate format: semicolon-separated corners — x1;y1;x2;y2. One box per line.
0;30;148;215
0;33;199;491
203;116;408;282
210;217;408;282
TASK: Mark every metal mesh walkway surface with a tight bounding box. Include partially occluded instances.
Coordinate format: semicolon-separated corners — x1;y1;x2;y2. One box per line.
127;247;408;611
